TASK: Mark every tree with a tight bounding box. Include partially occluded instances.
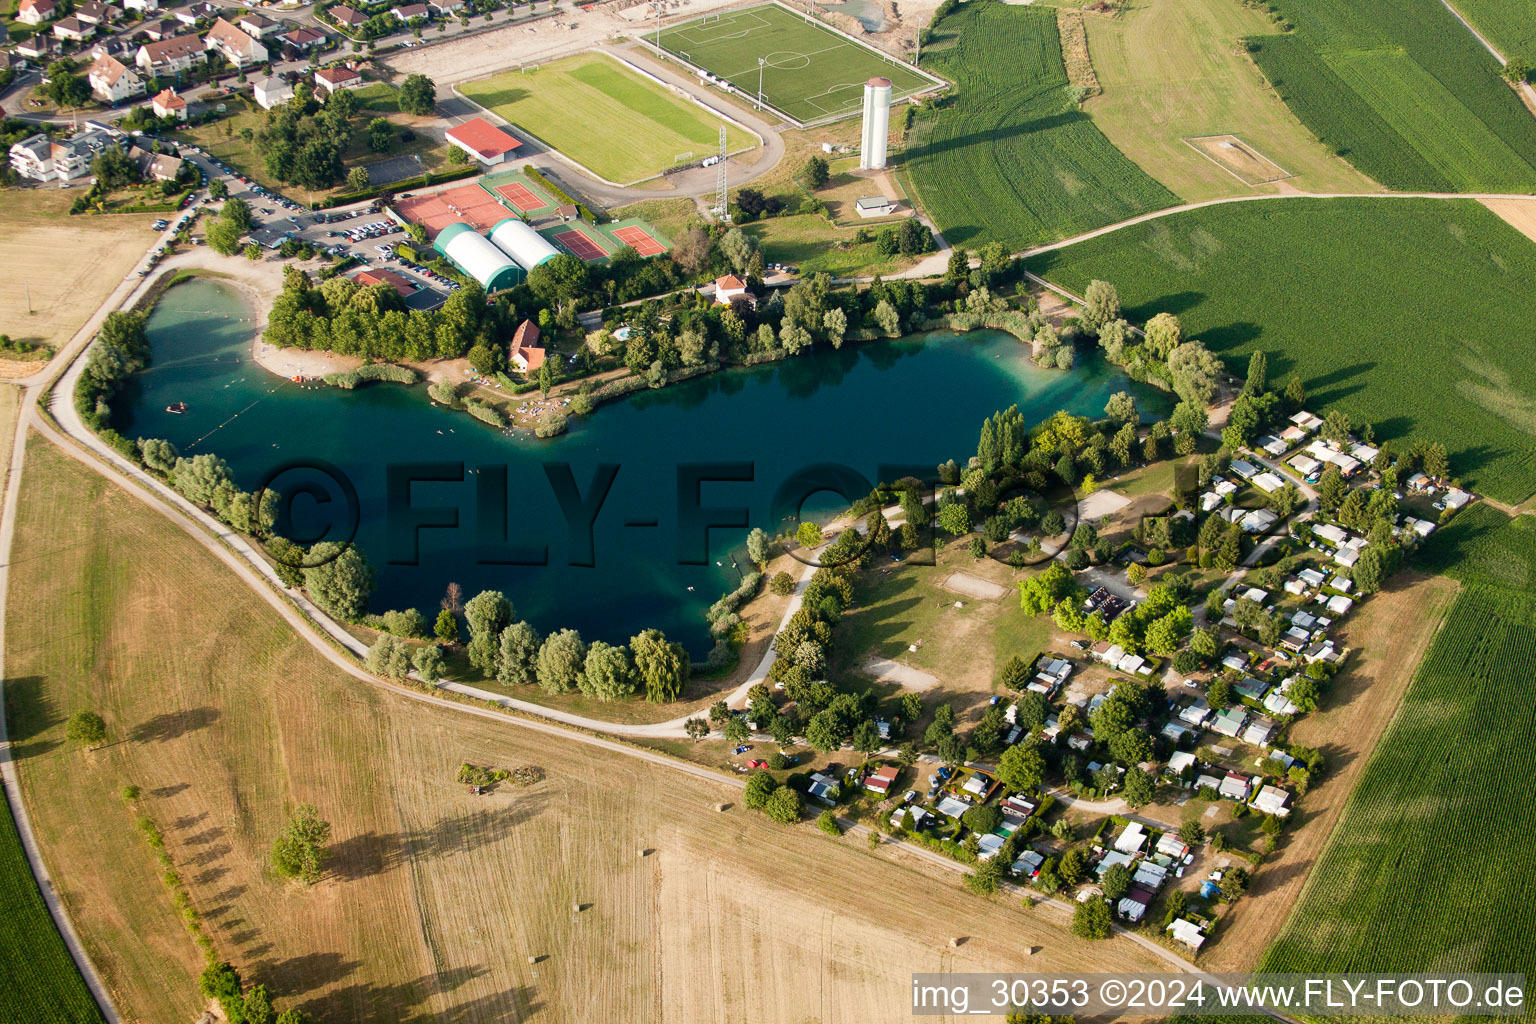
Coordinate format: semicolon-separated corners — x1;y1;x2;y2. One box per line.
412;644;445;686
1082;279;1120;331
817;809;842;835
581;641;635;700
347;165;369;191
746;527;771;566
764;785;802;824
271;803;331;885
1105;390;1137;425
365;634;411;680
632;628;690;702
1503;56;1531;84
744;769;778;809
199;962;245;1022
996;742;1045;793
961;803;1003;834
463;590;513;673
302;543;372;621
937;503;971;537
801;154;830;188
536;628;586;694
1072;898;1112;939
206;215;244;256
1144;312;1182;359
434;608;459;645
65;710;106;748
1101;862;1132;900
208;177;228;200
222;197;254;232
685;717;709;740
796;521;823;548
1317;466;1347;510
1207;677;1232;710
1219;866;1250;900
399;72;437;114
1178;821;1206;846
1123;767;1156;808
1243;350;1268;396
1285;374;1306;408
770;571;796;596
244;984;276;1024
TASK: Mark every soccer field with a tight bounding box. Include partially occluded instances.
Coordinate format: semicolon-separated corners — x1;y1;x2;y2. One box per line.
460;53;755;184
655;2;940;125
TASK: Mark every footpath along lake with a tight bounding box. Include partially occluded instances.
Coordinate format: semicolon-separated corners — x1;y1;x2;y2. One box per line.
117;278;1169;653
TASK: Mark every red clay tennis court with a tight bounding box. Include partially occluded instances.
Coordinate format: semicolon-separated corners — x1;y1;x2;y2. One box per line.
492;181;545;212
611;225;667;257
394;184;511;237
552;227;608;262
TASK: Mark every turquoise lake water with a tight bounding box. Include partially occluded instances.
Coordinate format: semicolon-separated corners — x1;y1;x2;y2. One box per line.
116;278;1168;654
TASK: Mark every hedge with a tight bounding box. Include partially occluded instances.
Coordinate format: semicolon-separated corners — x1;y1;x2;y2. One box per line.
523;165;598;221
464;398;505;427
313;164;478;209
323;362;419;388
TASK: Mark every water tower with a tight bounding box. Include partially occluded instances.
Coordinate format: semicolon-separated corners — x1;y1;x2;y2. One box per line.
860;76;892;170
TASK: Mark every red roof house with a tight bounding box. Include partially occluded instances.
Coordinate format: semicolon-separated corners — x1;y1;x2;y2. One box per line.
508;319;545;373
864;765;899;795
354;267;415;298
444;117;521;165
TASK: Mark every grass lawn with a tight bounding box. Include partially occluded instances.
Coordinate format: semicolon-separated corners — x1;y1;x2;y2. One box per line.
1452;0;1536;59
654;1;937;125
1246;0;1536;191
6;435;1169;1023
905;0;1180;249
460;53;754;185
1026;197;1536;504
1080;0;1376;200
0;188;148;350
742;212;921;277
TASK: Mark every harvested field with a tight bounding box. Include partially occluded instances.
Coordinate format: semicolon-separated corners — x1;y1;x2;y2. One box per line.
7;436;1172;1024
0;189;147;350
1056;7;1100;96
1479;196;1536;244
860;656;940;691
1077;488;1132;520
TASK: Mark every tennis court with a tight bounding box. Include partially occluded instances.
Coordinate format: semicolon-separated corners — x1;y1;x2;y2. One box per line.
610;224;668;257
394;183;513;236
551;226;609;262
655;1;940;125
494;182;545;211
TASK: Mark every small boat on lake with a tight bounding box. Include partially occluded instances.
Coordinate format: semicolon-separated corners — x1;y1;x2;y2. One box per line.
166;402;188;414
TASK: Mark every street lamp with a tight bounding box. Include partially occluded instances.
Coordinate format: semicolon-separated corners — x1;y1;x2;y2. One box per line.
757;56;765;110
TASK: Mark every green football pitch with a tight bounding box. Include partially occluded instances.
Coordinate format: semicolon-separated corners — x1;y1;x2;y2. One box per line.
654;2;939;124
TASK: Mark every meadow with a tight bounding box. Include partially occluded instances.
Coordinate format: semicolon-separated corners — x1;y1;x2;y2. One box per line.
904;0;1180;248
1246;0;1536;191
654;2;936;125
1259;574;1536;976
461;54;755;184
1079;0;1374;200
7;436;1170;1023
1025;197;1536;504
1452;0;1536;60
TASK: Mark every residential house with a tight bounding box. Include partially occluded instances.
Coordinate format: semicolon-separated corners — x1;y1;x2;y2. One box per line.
1312;522;1348;547
1113;822;1147;855
1218;772;1252;801
253;75;294;109
328;4;367;29
140;18;180;40
391;3;429;19
428;0;465;13
88;54;146;103
87;36;127;60
1168;918;1207;951
1211;707;1247;738
1252;784;1292;817
1252;471;1284;493
1289;453;1322;478
1161;721;1192;744
976;833;1006;860
712;273;753;307
1156;832;1189;860
1132;859;1168;890
889;805;929;829
1095;850;1133;878
236;11;281;36
1194;772;1223;793
136;33;205;75
13;35;57;60
1240;507;1279;534
1117;886;1155;923
150;87;187;119
1178;700;1211;727
16;0;58;26
1241;717;1275;747
314;64;363;94
52;15;93;41
1231;459;1258;480
74;2;116;25
864;764;899;796
1443;488;1471;510
508;319;546;373
1234;676;1268;702
281;26;328;51
123;0;162;11
806;771;839;803
1166;751;1197;779
128;144;183;181
205;18;268;66
1290;410;1323;431
1011;850;1045;879
1263;686;1298;717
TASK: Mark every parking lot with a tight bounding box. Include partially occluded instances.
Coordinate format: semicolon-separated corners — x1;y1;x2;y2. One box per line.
168;142;456;306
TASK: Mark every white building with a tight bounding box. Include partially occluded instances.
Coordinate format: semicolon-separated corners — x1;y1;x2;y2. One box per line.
314;65;363;94
204;18;268;66
859;76;891;170
253;76;294;110
9;126;119;182
88;54;145;104
151;87;187;120
137;33;204;76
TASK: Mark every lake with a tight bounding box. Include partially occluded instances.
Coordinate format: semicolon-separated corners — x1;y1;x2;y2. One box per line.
116;278;1168;655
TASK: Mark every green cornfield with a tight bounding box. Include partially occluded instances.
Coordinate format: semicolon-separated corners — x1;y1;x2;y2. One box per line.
1025;197;1536;505
904;0;1179;249
0;789;105;1023
1452;0;1536;60
1260;564;1536;975
1247;0;1536;191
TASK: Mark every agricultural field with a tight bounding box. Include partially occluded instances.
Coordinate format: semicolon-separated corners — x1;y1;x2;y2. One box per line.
7;437;1171;1024
0;189;148;352
1080;0;1375;200
1025;197;1536;504
460;54;756;184
1448;0;1536;63
1246;0;1536;191
653;2;938;125
904;0;1180;249
1258;575;1536;976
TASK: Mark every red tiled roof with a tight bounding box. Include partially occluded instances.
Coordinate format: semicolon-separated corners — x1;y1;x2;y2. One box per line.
315;65;361;85
715;274;746;291
509;319;544;372
152;87;186;109
355;268;414;298
444;117;520;159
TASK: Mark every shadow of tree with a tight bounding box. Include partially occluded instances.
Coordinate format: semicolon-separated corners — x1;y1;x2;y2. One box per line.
129;707;221;744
